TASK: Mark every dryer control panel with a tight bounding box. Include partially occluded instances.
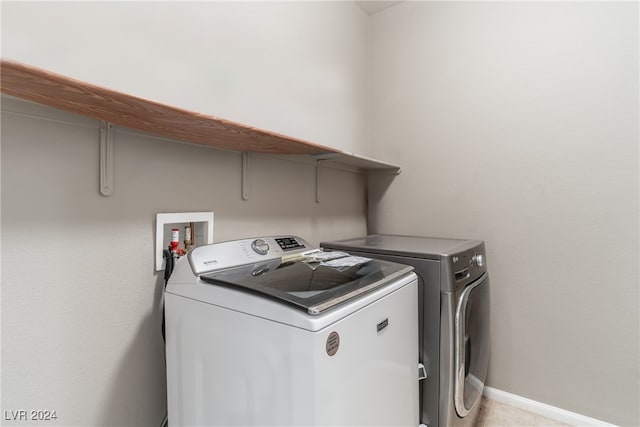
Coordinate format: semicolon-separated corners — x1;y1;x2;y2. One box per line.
445;243;487;292
188;235;311;275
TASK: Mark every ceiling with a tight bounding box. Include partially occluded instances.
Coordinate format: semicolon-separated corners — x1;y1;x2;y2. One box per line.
355;1;402;15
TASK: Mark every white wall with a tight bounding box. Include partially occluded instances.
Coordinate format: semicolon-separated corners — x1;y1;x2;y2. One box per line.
0;2;369;425
369;2;639;426
1;1;369;154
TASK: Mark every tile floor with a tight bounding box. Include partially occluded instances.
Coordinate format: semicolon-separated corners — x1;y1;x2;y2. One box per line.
476;397;572;427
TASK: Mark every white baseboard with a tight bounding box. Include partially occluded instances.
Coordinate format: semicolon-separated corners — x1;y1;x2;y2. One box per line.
483;386;617;427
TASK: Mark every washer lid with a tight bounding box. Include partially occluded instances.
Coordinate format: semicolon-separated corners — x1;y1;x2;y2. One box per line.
199;257;413;314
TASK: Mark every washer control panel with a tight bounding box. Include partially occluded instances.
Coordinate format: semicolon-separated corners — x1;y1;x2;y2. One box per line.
275;237;306;251
251;239;270;255
189;235;311;275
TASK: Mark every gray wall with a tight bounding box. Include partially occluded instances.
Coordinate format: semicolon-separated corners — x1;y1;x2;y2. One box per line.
368;2;639;426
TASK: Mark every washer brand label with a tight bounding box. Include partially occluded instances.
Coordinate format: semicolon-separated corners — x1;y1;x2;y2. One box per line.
326;331;340;356
203;259;219;265
377;318;389;333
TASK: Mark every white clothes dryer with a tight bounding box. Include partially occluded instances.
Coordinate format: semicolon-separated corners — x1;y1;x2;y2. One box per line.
164;236;420;427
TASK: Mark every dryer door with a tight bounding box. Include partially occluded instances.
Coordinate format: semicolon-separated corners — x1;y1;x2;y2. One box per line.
454;274;490;417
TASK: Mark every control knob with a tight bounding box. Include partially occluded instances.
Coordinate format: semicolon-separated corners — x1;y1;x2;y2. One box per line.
474;253;485;267
251;239;270;255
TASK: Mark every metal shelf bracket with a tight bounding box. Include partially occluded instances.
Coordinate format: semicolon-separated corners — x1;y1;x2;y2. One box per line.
99;120;114;196
242;152;250;201
316;160;325;204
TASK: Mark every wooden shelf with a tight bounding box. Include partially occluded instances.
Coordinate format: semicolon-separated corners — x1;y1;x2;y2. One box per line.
0;59;400;173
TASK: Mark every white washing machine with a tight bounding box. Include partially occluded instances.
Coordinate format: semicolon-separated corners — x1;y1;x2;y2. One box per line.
164;236;420;426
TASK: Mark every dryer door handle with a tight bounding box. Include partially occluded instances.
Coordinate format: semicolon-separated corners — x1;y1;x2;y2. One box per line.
418;363;427;380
